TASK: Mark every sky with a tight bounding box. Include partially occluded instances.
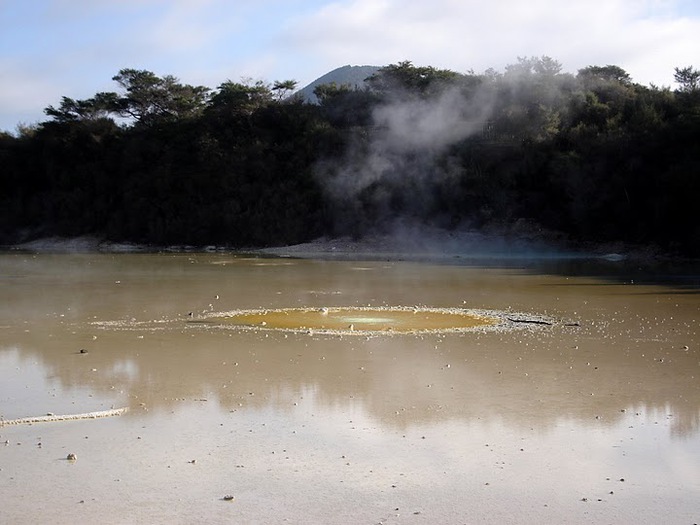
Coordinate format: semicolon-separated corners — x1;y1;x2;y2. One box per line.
1;0;699;133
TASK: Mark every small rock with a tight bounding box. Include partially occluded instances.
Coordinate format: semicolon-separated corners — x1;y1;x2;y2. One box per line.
79;349;88;354
222;495;235;501
67;453;77;461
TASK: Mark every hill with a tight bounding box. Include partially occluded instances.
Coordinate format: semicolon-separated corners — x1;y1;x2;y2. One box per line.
295;64;379;103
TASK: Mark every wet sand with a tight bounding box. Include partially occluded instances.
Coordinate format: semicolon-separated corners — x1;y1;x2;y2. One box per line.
1;250;699;524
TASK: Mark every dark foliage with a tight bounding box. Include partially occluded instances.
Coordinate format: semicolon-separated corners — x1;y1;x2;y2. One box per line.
1;61;698;255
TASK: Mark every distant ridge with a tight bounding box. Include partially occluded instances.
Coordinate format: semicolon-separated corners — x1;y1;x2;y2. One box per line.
295;65;380;103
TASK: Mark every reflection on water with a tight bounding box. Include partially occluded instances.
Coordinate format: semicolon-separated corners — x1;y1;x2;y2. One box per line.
0;252;699;523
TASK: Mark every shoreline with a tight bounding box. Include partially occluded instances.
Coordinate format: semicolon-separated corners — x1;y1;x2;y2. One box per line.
2;232;687;264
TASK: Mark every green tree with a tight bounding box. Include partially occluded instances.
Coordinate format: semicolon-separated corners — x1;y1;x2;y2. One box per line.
44;92;120;123
490;57;573;142
313;82;353;104
673;66;700;93
271;79;298;101
577;65;632;85
207;80;272;115
313;83;377;128
111;69;210;125
505;56;563;77
366;61;461;97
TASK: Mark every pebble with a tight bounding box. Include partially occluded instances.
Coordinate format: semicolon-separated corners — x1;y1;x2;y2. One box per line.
67;453;77;461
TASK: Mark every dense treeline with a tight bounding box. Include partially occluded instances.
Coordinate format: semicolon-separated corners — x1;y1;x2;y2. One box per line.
1;58;699;254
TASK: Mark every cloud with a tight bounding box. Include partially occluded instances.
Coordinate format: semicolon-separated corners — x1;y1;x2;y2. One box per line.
0;61;63;128
144;0;244;55
2;0;700;132
0;0;257;131
286;0;700;86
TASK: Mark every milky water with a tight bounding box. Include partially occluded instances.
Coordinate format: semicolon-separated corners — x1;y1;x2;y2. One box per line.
0;252;698;524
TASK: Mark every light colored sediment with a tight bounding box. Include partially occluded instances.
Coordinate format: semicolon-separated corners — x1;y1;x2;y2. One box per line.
0;407;129;427
196;306;560;336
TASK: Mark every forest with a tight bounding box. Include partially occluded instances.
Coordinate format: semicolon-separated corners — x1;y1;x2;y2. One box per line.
1;58;699;256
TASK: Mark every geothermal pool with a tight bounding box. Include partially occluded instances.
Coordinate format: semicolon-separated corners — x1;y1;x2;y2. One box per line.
204;306;507;334
0;251;698;524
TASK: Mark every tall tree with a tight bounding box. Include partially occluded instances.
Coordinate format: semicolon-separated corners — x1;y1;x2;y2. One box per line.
44;92;120;123
366;61;460;96
111;69;210;125
505;56;563;77
577;65;632;85
272;80;298;101
673;66;700;93
207;80;272;114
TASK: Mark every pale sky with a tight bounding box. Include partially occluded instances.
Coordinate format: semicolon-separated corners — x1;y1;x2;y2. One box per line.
1;0;699;132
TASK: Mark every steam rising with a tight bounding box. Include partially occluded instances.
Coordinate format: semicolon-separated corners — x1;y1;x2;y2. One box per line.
373;87;491;152
317;81;495;243
324;86;493;199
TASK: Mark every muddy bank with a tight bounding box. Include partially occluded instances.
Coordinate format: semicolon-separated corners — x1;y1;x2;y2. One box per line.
8;236;145;253
259;227;574;260
9;231;559;258
6;229;665;263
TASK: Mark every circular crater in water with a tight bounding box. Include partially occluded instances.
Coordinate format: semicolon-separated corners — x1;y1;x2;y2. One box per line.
206;306;504;335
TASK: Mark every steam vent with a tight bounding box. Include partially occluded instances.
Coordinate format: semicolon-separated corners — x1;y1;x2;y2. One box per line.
208;306;501;335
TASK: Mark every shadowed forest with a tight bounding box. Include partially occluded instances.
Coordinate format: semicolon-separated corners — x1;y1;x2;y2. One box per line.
1;58;699;255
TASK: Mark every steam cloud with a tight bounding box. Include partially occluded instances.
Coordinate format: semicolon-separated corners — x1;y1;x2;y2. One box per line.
317;83;495;236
